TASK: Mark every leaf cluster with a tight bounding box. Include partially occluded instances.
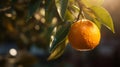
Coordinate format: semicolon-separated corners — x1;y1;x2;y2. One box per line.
43;0;115;60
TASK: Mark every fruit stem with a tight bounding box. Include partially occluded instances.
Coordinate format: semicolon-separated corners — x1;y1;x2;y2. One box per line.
76;0;85;21
77;7;81;21
81;10;85;19
77;7;85;20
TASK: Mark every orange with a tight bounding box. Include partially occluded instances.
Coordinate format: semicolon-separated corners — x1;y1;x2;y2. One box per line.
68;19;101;51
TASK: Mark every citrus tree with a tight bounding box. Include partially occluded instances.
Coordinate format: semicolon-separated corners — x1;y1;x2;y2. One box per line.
0;0;115;61
44;0;115;60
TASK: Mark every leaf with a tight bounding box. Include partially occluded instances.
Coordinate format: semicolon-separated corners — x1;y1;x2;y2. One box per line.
45;0;57;24
26;0;41;22
93;19;101;29
71;5;80;12
83;7;96;18
64;9;75;22
90;6;115;33
81;0;104;7
47;40;66;61
55;0;68;21
49;21;71;52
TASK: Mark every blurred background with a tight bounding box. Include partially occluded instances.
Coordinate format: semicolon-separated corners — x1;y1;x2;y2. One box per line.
0;0;120;67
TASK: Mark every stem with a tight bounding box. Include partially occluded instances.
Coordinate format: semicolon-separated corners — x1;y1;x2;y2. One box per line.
77;6;82;21
76;0;85;21
81;10;85;19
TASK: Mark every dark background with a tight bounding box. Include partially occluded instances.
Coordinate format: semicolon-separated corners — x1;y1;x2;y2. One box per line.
0;0;120;67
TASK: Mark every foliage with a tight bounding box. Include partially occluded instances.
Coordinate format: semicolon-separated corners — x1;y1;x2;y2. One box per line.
45;0;114;60
45;0;114;59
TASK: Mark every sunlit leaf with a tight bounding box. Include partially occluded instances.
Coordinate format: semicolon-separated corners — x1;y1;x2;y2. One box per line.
49;21;71;52
90;6;115;33
64;9;75;22
47;40;66;61
26;0;41;22
81;0;104;7
83;7;96;18
93;19;101;29
55;0;68;21
71;5;80;12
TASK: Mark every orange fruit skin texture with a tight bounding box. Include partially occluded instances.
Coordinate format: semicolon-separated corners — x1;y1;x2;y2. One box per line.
68;19;101;51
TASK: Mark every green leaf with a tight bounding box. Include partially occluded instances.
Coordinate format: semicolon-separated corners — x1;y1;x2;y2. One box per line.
64;9;75;22
45;0;57;24
71;5;80;12
83;7;96;18
47;40;66;61
49;21;71;52
81;0;104;7
93;19;101;29
90;6;115;33
55;0;68;21
26;0;41;22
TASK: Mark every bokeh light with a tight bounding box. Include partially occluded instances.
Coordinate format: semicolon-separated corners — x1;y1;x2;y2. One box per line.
9;48;17;56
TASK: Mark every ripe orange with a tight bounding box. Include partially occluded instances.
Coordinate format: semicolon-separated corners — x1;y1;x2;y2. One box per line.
68;19;101;51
